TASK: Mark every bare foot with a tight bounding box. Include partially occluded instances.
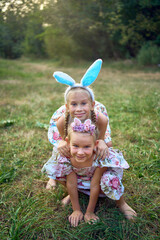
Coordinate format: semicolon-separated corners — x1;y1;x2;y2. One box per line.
61;195;71;207
46;179;56;190
118;202;137;220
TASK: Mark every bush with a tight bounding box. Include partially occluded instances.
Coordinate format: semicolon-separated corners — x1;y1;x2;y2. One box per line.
137;42;160;66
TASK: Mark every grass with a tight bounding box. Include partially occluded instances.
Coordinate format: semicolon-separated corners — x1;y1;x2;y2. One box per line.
0;57;159;239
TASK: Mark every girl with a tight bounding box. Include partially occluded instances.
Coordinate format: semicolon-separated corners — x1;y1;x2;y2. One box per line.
45;59;112;189
42;118;137;227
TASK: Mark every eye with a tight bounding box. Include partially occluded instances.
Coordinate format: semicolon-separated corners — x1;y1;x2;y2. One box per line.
73;144;78;148
71;103;77;106
84;145;90;148
82;102;86;105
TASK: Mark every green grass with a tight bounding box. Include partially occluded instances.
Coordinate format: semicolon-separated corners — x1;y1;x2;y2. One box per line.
0;57;159;239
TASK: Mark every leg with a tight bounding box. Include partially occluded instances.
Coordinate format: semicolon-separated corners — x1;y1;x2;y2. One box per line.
116;196;137;220
46;178;56;190
55;180;71;206
61;195;71;206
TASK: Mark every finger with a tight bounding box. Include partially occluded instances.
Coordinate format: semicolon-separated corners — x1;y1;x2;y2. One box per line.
59;150;65;157
106;148;109;157
98;150;104;160
101;150;107;160
70;217;75;227
73;217;78;227
60;148;70;157
96;149;101;160
68;215;72;223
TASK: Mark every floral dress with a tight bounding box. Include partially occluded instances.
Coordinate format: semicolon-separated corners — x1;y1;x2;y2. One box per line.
42;148;129;200
48;101;112;148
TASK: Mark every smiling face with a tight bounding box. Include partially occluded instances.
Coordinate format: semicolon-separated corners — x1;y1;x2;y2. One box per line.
66;88;95;121
70;132;96;165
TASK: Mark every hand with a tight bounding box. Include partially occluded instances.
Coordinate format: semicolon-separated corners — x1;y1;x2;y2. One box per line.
68;210;83;227
95;140;109;160
84;212;99;224
58;140;70;158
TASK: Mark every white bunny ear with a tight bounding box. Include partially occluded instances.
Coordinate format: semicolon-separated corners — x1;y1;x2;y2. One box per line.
84;119;91;125
74;118;82;125
80;59;102;87
53;71;75;86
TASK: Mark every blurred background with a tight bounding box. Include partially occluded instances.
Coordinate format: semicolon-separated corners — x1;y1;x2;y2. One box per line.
0;0;160;65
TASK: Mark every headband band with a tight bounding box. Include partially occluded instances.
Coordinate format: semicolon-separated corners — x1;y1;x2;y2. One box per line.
53;59;102;102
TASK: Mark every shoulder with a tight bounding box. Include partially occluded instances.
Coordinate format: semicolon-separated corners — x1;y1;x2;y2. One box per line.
51;105;66;121
56;115;65;129
97;112;108;126
95;101;106;112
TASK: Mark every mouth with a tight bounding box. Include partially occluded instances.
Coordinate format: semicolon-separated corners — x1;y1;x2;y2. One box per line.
76;156;86;161
75;113;85;118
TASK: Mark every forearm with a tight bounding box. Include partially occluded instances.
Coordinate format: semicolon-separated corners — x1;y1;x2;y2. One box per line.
86;167;107;213
86;184;100;213
66;172;81;211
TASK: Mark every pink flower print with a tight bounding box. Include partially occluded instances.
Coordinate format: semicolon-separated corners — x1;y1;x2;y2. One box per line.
115;161;119;165
53;132;59;140
109;177;120;190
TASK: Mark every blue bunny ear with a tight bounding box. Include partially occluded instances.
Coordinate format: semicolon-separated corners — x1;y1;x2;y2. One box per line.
53;71;75;86
81;59;102;87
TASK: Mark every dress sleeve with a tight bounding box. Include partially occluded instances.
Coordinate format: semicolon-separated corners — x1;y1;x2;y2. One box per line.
95;101;112;143
94;148;129;169
41;148;73;179
48;105;66;147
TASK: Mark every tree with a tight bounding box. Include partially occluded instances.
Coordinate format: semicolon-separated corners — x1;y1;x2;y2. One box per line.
0;0;46;58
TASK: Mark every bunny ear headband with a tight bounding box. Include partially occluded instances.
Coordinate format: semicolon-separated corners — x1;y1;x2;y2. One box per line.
53;59;103;102
71;118;95;135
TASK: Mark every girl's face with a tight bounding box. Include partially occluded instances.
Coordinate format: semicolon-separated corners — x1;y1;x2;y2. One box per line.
66;89;95;121
70;132;96;164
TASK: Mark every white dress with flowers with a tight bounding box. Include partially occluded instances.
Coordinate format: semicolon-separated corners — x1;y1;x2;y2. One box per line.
42;148;129;200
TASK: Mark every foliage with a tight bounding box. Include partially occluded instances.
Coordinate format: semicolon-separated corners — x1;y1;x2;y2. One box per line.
43;26;79;60
22;13;46;57
137;42;160;65
0;0;160;60
0;58;160;239
43;0;160;59
0;0;45;59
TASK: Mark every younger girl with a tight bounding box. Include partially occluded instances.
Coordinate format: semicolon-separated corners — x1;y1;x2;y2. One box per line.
45;59;112;189
42;118;137;227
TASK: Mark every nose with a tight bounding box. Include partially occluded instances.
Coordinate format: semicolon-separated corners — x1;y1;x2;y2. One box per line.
77;148;84;154
76;104;82;111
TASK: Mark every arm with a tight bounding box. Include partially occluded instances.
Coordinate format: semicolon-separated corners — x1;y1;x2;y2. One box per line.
57;116;70;157
48;105;66;146
97;112;108;140
94;101;112;146
84;167;107;223
96;113;110;159
66;172;83;227
56;115;65;138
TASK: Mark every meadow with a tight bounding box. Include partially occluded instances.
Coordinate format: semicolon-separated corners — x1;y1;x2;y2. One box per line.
0;58;159;239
